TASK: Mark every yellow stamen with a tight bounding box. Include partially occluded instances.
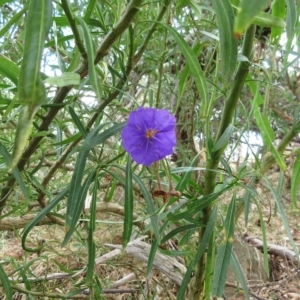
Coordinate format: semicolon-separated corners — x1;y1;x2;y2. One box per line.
145;128;158;139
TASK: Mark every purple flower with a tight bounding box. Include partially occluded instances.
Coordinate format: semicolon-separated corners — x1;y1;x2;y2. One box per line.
121;107;176;166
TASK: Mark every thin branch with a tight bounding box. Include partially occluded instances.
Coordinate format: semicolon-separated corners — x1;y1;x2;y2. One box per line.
0;0;143;213
60;0;87;60
0;203;144;231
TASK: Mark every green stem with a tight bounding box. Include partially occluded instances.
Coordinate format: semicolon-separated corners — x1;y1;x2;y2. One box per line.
133;0;171;64
190;25;256;300
156;27;167;108
61;0;87;61
0;0;144;213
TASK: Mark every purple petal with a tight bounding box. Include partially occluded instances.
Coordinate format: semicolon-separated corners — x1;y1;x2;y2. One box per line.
121;107;176;166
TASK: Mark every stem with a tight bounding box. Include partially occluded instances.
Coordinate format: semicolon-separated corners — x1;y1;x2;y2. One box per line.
190;25;256;300
156;26;168;108
0;0;143;213
61;0;87;60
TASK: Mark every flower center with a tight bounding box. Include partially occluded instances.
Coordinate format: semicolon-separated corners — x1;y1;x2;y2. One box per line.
145;128;158;139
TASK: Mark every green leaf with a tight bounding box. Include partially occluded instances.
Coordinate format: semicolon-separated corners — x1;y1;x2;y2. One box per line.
68;106;88;138
177;206;217;299
231;1;285;30
252;10;286;29
177;43;203;109
52;259;75;274
44;73;80;87
0;4;27;37
284;0;297;40
63;169;96;246
161;224;199;244
247;76;286;171
0;55;19;85
77;17;102;100
123;156;134;247
9;105;39;172
212;194;236;296
291;152;300;208
10;0;52;171
175;153;200;192
86;178;98;284
230;251;250;299
0;0;13;5
234;0;269;36
18;0;52;105
0;263;12;300
53;16;103;28
131;173;160;243
271;0;286;44
212;124;234;152
81;122;125;151
264;177;300;260
212;0;237;86
0;141;30;201
22;187;69;252
159;23;208;116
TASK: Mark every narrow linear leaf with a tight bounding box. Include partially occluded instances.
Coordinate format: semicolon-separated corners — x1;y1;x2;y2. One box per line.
68;106;88;138
177;43;203;108
0;4;28;37
291;152;300;208
176;153;200;192
63;169;96;246
0;55;19;85
147;221;168;276
0;263;12;300
86;178;98;283
64;147;90;232
77;17;102;100
61;125;103;238
230;251;250;299
104;164;160;242
131;173;160;243
212;123;234;152
234;0;269;36
253;10;286;29
161;224;199;244
81;122;125;151
284;0;297;40
212;194;236;296
0;141;30;200
123;156;134;247
9;106;38;172
264;177;300;260
45;73;80;87
10;0;52;170
212;0;237;85
271;0;286;43
231;1;285;30
18;0;52;104
22;187;69;252
53;16;102;28
177;206;217;300
247;76;286;171
159;23;208;115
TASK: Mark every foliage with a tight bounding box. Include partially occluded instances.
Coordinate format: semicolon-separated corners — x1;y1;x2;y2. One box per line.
0;0;300;299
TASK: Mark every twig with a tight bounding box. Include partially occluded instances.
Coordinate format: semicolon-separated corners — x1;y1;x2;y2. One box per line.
105;240;187;286
243;233;299;263
0;202;145;232
225;282;267;300
12;284;137;299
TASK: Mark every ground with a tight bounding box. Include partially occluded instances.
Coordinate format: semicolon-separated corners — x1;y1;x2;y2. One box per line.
0;167;300;300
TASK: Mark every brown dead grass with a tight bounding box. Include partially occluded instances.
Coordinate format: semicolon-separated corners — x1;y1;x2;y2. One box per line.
0;165;300;300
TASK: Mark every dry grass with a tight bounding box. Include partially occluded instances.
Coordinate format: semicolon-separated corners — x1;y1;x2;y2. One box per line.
0;166;300;300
